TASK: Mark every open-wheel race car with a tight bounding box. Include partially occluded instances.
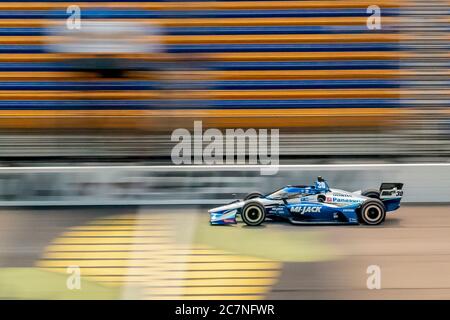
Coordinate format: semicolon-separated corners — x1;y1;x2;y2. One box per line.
209;177;403;226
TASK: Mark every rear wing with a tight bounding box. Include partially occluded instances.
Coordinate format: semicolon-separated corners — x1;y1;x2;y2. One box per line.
380;183;404;199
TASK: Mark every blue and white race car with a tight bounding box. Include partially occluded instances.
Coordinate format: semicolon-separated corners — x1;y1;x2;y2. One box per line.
209;177;403;226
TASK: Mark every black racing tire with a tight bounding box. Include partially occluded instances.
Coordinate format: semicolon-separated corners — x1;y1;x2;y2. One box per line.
244;192;264;200
359;199;386;225
241;202;266;226
361;189;380;199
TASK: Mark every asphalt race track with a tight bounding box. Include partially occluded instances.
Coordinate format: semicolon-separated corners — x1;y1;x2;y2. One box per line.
0;205;449;299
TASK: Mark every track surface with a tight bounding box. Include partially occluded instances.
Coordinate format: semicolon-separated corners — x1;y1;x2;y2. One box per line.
0;205;449;299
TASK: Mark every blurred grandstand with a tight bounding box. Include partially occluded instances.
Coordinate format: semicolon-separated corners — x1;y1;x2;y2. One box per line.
0;0;448;162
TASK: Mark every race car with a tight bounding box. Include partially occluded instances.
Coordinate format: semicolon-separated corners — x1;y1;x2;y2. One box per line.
209;177;403;226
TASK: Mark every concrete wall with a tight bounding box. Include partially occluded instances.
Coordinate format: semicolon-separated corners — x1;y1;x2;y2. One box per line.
0;164;447;205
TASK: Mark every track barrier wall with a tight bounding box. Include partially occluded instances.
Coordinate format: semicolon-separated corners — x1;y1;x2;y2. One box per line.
0;164;447;205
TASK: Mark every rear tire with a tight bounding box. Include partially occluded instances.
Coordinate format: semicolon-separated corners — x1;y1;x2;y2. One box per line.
241;202;266;226
361;189;380;199
359;199;386;225
244;192;263;200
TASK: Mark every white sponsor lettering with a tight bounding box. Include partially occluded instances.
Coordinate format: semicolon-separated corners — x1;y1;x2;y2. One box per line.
290;206;321;214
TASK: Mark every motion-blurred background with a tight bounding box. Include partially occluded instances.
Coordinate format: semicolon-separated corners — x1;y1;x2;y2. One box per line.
0;0;449;300
0;0;447;162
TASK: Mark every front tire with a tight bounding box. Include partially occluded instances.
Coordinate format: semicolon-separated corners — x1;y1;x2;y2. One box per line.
359;199;386;225
241;202;266;226
244;192;263;200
